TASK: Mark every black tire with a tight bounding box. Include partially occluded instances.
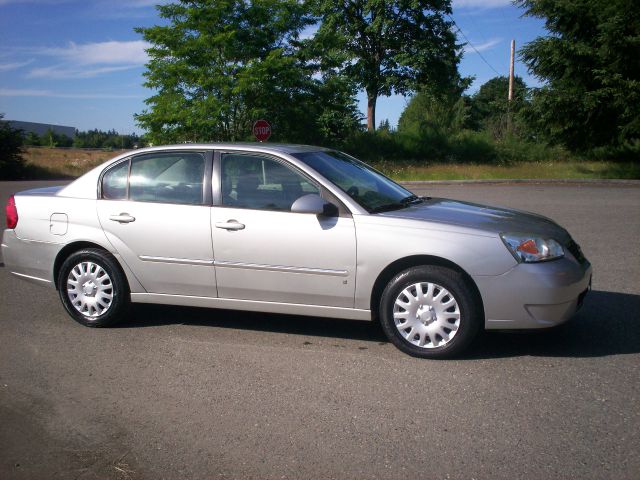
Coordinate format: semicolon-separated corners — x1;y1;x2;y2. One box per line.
57;248;130;327
379;265;481;359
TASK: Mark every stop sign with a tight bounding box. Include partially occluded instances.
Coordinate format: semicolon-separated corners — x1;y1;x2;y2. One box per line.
252;119;272;142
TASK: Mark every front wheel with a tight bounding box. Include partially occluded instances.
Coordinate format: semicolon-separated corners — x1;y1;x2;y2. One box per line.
379;266;481;359
57;248;129;327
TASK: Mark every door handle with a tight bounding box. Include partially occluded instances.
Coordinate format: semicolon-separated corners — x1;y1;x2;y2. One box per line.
109;213;136;224
215;220;245;231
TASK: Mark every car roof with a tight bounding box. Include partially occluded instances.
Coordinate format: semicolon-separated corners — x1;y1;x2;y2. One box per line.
130;143;331;155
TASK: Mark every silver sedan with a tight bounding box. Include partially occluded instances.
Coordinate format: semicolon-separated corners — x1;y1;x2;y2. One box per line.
1;144;592;358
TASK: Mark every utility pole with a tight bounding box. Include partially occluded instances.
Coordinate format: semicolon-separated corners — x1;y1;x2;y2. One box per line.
508;39;515;102
507;39;515;134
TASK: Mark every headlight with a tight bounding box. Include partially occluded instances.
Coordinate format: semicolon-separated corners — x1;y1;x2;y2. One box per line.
500;233;564;263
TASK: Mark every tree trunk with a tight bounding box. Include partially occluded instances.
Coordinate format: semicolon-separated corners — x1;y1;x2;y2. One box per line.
367;94;377;132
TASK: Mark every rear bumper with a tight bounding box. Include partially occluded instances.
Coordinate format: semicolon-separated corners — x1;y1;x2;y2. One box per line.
475;257;592;330
1;229;60;287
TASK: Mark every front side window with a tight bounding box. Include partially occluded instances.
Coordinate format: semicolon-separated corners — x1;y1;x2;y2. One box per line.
221;153;319;211
293;150;419;213
126;152;205;205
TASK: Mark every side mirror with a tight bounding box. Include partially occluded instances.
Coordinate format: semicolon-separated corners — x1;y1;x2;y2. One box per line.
291;194;338;216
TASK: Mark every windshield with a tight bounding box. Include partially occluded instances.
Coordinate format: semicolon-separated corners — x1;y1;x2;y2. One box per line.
293;150;421;213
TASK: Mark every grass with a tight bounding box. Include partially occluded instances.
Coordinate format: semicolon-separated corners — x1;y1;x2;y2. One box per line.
21;147;130;179
372;160;640;181
17;146;640;181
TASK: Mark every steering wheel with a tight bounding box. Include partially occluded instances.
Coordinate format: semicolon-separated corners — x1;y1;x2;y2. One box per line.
346;186;359;198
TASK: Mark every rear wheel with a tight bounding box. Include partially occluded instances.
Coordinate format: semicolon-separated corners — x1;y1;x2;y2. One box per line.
57;248;129;327
379;266;481;359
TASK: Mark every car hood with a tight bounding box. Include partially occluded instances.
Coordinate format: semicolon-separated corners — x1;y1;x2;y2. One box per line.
376;198;570;241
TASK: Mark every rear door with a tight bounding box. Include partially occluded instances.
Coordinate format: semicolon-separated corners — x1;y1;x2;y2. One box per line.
210;151;356;308
97;150;216;297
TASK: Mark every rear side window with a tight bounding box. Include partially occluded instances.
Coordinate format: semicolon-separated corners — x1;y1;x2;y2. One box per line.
102;152;206;205
102;161;129;200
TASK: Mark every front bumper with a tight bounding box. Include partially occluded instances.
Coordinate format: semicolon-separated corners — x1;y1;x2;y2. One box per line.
475;256;592;330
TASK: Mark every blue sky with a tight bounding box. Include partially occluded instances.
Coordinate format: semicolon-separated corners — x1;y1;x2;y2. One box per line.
0;0;546;135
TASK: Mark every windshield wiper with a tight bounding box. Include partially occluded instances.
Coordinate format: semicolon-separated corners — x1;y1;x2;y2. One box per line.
400;194;423;205
370;195;425;213
370;203;405;213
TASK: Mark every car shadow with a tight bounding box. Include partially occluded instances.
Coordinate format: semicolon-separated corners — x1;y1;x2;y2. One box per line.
465;290;640;359
118;290;640;359
120;303;389;344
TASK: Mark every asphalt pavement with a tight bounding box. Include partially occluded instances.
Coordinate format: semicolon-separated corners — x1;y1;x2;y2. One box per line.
1;180;639;480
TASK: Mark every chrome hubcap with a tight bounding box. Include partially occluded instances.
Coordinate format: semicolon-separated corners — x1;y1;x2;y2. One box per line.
67;261;113;317
82;280;98;296
393;282;461;349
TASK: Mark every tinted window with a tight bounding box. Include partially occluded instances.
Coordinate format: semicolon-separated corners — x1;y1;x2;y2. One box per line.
294;150;415;213
129;152;205;205
102;160;129;200
222;154;318;211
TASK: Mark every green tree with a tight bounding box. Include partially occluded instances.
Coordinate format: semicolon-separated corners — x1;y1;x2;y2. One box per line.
295;27;364;144
58;134;73;148
40;129;73;148
43;129;58;148
311;74;363;146
73;129;141;149
72;130;88;148
517;0;640;152
23;131;41;146
469;76;529;138
0;114;26;180
398;90;470;137
378;119;392;133
312;0;461;131
136;0;359;144
396;90;473;161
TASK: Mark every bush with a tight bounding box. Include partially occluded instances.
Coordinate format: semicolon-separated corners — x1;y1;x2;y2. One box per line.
340;130;410;162
447;130;497;164
341;129;495;164
0;116;26;179
338;127;578;167
493;134;571;164
583;140;640;163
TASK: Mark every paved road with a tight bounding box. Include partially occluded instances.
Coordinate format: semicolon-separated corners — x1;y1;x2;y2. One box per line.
1;181;639;480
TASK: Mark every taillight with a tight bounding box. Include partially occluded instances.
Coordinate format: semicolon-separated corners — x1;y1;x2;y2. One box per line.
6;195;18;229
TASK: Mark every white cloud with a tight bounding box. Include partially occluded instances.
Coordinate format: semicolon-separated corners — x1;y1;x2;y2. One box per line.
0;59;34;71
41;40;149;66
0;88;51;96
27;64;142;79
17;40;150;79
453;0;512;8
122;0;166;7
464;38;502;54
0;88;141;99
0;0;163;6
0;0;73;5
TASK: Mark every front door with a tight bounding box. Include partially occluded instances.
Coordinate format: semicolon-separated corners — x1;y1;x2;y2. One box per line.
97;151;216;297
211;152;356;308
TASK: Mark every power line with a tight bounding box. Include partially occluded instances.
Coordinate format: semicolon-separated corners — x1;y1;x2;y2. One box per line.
447;14;502;77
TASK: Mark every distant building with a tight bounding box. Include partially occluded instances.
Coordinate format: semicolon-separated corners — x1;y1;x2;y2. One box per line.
7;120;76;139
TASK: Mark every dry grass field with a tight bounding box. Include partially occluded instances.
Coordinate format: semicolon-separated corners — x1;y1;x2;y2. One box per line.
22;147;131;178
